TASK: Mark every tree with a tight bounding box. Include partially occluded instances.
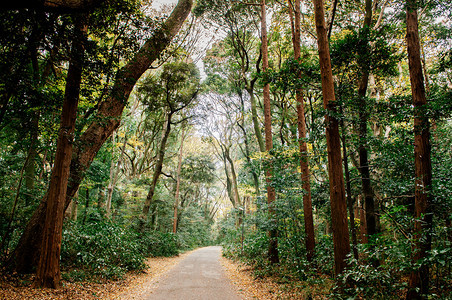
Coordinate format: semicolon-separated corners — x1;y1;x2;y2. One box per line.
405;0;433;298
288;0;315;262
173;125;186;233
140;62;199;221
11;0;193;274
356;0;378;261
35;15;87;288
312;0;350;275
261;0;279;265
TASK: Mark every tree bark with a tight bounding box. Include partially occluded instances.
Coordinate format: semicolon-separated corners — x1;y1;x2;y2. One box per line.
312;0;350;275
34;16;87;288
288;0;315;263
261;0;279;264
406;0;433;298
11;0;193;273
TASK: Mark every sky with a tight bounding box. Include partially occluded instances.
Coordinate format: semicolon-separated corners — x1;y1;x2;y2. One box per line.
151;0;178;9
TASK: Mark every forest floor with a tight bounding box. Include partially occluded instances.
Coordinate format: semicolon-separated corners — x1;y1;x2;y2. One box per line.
0;247;330;299
221;256;331;299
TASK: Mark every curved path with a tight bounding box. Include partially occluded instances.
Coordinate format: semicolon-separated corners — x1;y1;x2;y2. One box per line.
146;246;240;300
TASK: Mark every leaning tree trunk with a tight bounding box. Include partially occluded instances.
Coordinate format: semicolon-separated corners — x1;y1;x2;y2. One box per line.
289;0;316;262
35;16;87;288
10;0;193;273
312;0;350;276
261;0;279;265
406;0;433;298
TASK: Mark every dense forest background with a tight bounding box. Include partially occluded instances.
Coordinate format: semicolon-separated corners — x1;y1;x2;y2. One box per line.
0;0;451;298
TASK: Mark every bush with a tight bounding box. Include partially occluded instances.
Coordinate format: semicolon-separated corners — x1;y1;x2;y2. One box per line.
139;231;179;257
61;220;146;280
333;242;407;299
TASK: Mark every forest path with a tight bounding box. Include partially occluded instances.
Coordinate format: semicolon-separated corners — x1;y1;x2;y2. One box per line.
138;246;241;300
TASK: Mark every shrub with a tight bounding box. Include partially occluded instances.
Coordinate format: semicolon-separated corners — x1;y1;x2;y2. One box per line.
139;231;179;257
61;220;146;280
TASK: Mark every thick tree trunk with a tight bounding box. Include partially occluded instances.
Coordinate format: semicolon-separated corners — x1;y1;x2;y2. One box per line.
11;0;193;273
312;0;350;275
173;127;185;234
406;0;433;298
142;113;172;218
35;16;86;288
261;0;279;264
290;0;316;263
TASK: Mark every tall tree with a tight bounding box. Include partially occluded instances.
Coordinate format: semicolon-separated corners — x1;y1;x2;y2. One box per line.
405;0;433;298
356;0;379;260
312;0;350;275
35;15;87;288
261;0;279;264
288;0;315;262
140;62;199;221
11;0;193;273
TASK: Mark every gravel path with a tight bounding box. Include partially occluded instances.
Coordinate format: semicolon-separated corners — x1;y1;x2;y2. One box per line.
145;246;240;300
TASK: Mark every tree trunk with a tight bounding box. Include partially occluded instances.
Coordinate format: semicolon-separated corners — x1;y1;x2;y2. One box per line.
238;93;260;195
289;0;316;263
356;0;379;265
35;16;86;288
261;0;279;264
173;126;186;234
225;146;241;208
312;0;350;276
247;88;266;152
222;146;236;208
340;112;359;259
142;112;172;218
359;196;368;243
406;0;433;298
11;0;193;273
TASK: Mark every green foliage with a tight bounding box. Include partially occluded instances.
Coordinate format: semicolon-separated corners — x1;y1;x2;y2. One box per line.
61;219;146;280
330;26;400;80
139;231;179;257
138;62;200;112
